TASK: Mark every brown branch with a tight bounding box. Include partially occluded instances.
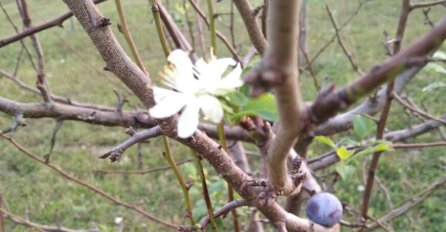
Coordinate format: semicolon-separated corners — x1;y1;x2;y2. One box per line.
199;199;248;229
0;1;37;70
308;113;446;171
366;174;446;231
308;15;446;127
410;0;446;10
0;69;116;112
0;97;155;128
19;0;53;103
99;126;162;161
63;0;154;108
325;4;362;74
0;0;107;48
233;0;267;54
384;114;446;141
62;1;338;230
2;208;98;232
187;0;241;62
362;0;415;217
94;159;193;175
247;0;304;194
313;66;424;136
393;92;446;124
0;134;179;230
392;141;446;149
309;0;369;66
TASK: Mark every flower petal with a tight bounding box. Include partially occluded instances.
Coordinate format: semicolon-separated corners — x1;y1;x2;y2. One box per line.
177;102;200;138
166;49;199;93
198;95;223;123
218;63;243;92
149;88;188;118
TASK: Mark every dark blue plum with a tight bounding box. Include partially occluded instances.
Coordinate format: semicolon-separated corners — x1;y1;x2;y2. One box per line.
306;192;343;227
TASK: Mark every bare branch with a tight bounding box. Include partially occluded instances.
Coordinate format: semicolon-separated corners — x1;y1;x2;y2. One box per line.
325;4;362;74
100;126;162;161
2;207;99;232
410;0;446;10
94;159;193;175
308;15;446;127
366;174;446;230
0;0;107;48
18;0;53;103
199;199;248;229
393;92;446;124
0;134;179;230
0;97;155;128
233;0;267;54
63;0;154;108
187;0;241;62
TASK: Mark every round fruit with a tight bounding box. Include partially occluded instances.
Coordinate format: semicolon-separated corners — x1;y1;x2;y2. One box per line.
306;192;343;227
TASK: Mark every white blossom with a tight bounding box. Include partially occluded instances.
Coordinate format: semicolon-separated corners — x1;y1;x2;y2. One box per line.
149;49;242;138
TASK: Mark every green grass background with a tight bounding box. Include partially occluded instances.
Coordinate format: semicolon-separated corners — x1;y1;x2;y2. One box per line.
0;0;445;231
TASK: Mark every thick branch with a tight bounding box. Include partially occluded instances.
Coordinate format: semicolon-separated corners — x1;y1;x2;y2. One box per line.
263;0;304;194
309;16;446;126
233;0;267;54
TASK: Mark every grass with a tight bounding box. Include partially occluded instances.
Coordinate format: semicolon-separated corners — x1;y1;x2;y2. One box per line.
0;0;445;231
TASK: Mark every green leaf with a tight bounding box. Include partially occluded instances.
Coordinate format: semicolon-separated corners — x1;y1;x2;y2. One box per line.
224;90;249;107
314;136;337;149
243;93;278;121
353;114;375;140
335;164;355;181
336;147;354;160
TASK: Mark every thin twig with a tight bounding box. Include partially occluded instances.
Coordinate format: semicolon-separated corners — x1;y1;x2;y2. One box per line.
393;92;446;124
94;159;193;175
366;174;446;230
100;126;162;161
191;150;218;231
393;141;446;149
199;199;248;230
0;134;179;230
325;4;362;74
18;0;52;103
309;0;369;66
188;0;241;61
162;137;196;226
0;1;37;70
217;123;240;232
114;0;148;75
410;0;446;10
0;0;107;48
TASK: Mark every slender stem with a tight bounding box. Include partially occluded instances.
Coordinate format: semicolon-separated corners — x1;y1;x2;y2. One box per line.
150;0;170;57
191;150;218;231
217;122;241;232
206;0;217;53
1;134;178;230
183;0;196;50
361;0;411;219
163;137;196;225
114;0;148;75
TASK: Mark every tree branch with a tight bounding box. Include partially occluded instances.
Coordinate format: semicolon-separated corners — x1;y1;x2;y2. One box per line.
0;0;107;48
0;134;179;230
309;15;446;127
233;0;267;54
